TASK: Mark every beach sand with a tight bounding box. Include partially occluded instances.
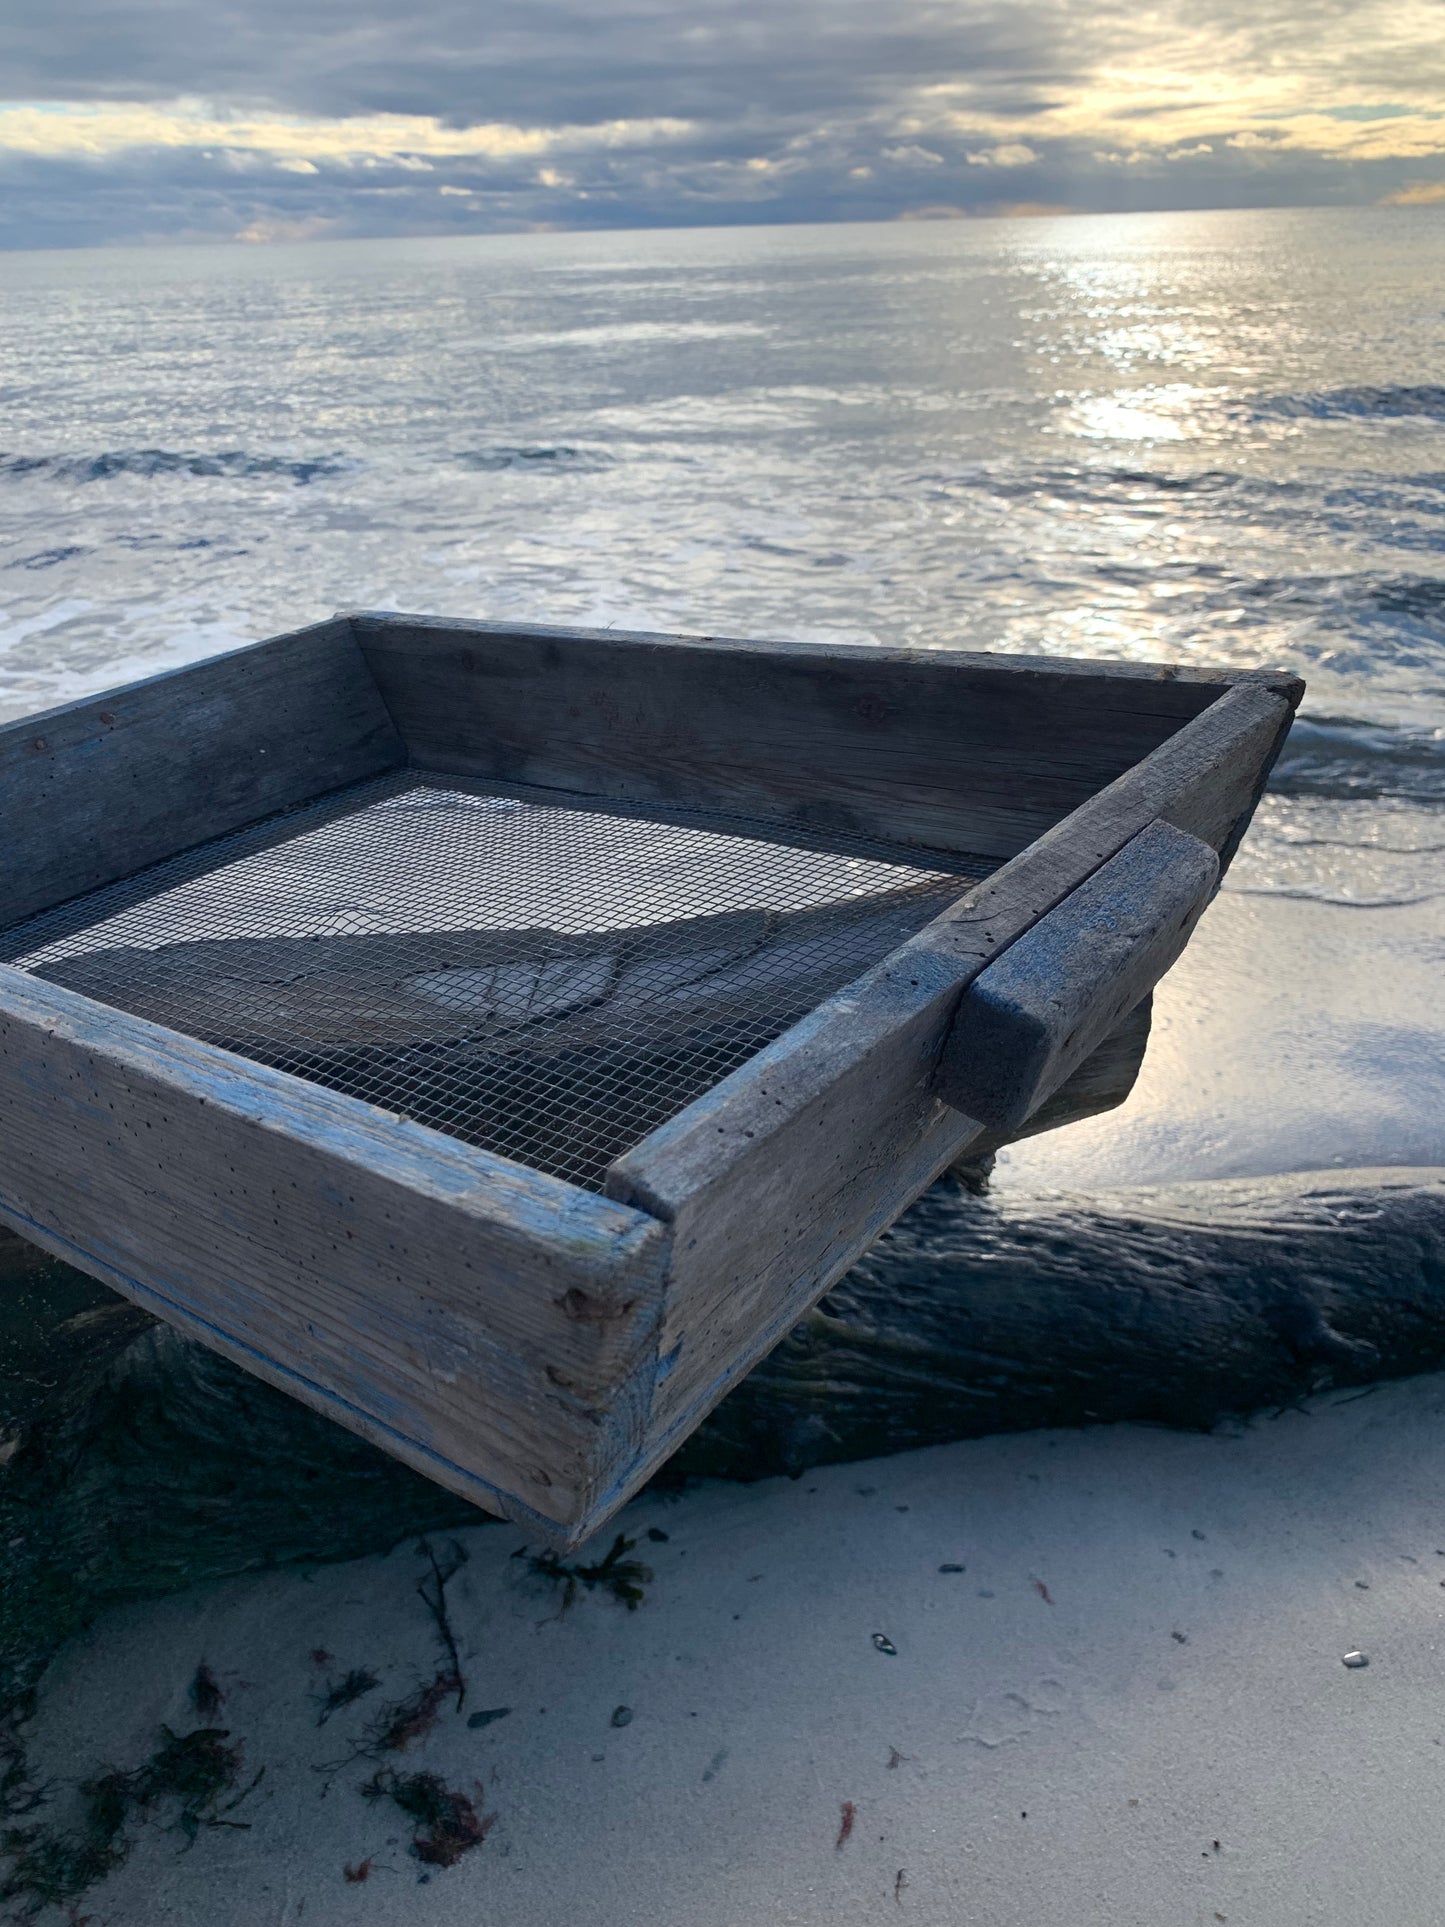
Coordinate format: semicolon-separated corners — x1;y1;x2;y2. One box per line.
17;1372;1445;1927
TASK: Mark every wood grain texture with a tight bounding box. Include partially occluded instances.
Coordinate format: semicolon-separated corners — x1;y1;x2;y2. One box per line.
0;618;404;928
935;820;1218;1131
0;966;669;1542
354;613;1303;863
600;681;1298;1519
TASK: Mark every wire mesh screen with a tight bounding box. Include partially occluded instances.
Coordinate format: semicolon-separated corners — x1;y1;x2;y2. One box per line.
1;774;989;1192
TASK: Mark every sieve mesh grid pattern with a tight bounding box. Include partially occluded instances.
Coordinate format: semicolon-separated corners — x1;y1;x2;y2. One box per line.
0;773;990;1192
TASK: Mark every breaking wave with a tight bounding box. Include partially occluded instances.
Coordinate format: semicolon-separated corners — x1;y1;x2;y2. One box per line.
1269;715;1445;803
0;448;354;485
1256;385;1445;421
0;444;615;486
452;443;612;472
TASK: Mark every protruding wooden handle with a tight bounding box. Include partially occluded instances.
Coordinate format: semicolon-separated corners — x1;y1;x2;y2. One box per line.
933;818;1219;1132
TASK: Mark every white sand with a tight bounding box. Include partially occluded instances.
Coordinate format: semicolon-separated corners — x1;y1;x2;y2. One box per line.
22;1372;1445;1927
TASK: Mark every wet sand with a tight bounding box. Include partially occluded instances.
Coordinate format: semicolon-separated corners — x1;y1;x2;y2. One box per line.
1003;883;1445;1191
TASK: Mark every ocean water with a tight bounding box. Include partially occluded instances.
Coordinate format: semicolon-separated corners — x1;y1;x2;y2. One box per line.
1;205;1442;1189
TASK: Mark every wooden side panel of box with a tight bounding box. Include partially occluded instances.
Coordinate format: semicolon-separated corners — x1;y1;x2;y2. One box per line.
0;969;669;1542
0;617;404;927
353;614;1293;864
597;682;1296;1525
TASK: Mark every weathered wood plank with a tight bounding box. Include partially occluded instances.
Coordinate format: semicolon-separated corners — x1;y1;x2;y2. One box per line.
599;682;1297;1520
611;681;1293;1222
0;966;669;1541
935;820;1218;1131
354;613;1303;863
0;618;404;928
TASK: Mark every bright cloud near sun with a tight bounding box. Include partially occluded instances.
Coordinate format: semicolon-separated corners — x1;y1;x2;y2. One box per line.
0;100;694;167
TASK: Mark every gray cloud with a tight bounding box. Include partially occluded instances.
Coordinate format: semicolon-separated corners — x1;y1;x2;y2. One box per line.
1;0;1075;125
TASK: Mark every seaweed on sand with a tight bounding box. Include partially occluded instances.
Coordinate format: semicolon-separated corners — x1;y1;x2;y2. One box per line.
364;1672;461;1756
314;1544;472;1791
415;1540;466;1712
314;1669;381;1728
0;1724;252;1918
0;1707;44;1825
353;1543;468;1752
360;1539;468;1745
361;1768;494;1868
513;1533;652;1612
188;1663;225;1721
315;1669;461;1791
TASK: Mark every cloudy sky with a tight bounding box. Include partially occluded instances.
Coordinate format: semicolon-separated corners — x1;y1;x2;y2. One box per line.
2;0;1444;248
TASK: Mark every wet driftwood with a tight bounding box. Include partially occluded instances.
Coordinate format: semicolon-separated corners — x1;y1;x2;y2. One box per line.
682;1167;1445;1480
